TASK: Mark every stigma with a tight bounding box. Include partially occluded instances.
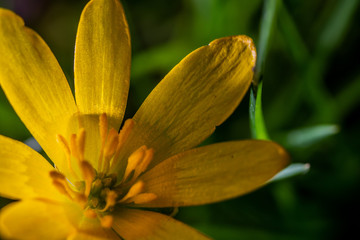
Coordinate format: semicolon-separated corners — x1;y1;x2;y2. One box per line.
50;113;157;228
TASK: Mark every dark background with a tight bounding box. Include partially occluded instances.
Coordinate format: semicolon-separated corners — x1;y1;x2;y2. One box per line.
1;0;359;239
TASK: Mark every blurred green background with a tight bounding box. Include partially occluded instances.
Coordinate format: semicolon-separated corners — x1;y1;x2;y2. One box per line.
1;0;359;239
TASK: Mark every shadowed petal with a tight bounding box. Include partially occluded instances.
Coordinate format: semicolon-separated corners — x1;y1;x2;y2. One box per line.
138;140;289;207
112;208;210;240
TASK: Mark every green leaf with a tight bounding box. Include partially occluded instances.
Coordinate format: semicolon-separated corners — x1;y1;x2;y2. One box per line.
249;81;269;140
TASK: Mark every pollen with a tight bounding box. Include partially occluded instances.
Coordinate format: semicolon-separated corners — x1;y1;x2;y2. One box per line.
51;113;157;229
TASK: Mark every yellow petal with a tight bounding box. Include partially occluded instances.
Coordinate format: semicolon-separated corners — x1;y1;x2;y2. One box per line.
74;0;131;129
115;36;256;171
112;208;210;240
0;200;74;239
0;9;78;174
0;135;63;200
139;140;289;207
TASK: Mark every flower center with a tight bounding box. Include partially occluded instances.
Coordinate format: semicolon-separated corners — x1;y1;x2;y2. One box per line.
49;113;157;228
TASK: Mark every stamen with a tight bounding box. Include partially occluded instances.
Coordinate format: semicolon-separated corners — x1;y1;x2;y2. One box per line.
80;161;96;197
99;113;108;145
56;134;77;179
102;128;119;173
100;190;118;212
50;171;82;202
100;215;113;228
118;181;144;203
52;180;73;200
70;134;81;162
56;134;71;156
98;113;108;170
75;193;87;208
116;119;134;151
49;170;66;181
110;119;135;169
134;148;154;179
84;208;97;219
104;128;119;158
53;114;155;224
123;146;146;182
77;128;86;162
127;193;157;204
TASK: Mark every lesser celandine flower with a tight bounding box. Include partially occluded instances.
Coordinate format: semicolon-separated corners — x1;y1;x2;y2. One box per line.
0;0;289;239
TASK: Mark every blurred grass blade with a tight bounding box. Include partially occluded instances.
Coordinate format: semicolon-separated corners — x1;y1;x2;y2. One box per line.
278;0;309;65
254;0;279;85
335;74;360;122
269;163;310;182
316;0;359;55
286;124;339;148
249;0;279;139
249;81;269;140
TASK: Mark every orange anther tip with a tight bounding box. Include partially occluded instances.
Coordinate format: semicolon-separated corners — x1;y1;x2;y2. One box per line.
49;171;66;180
84;209;98;219
100;215;113;228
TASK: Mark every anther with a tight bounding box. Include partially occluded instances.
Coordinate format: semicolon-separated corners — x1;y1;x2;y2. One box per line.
134;148;154;179
70;134;81;162
103;128;119;172
52;180;72;200
80;161;96;197
118;181;144;203
110;119;135;169
49;170;66;181
100;190;118;212
116;119;134;151
56;134;70;157
77;128;86;161
56;134;77;178
100;215;113;228
75;193;87;208
129;193;157;204
123;146;146;182
84;209;97;219
50;171;80;201
104;128;119;158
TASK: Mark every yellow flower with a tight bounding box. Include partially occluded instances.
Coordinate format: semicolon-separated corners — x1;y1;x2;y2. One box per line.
0;0;289;239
